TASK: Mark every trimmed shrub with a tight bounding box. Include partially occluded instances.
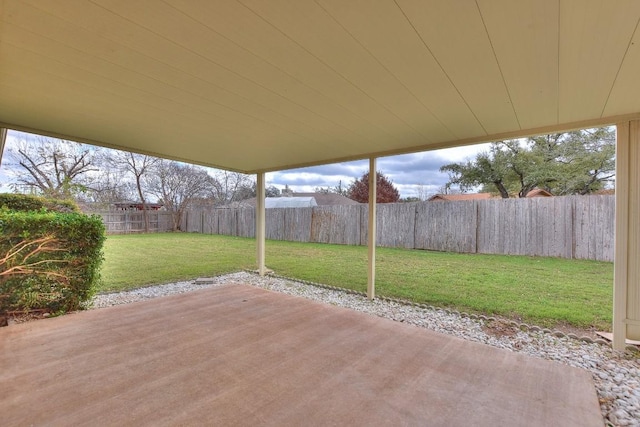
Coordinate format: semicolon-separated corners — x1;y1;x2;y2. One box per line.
0;193;79;213
0;195;105;320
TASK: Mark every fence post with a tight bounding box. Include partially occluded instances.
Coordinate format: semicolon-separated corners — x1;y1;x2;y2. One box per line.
474;200;479;254
571;197;576;259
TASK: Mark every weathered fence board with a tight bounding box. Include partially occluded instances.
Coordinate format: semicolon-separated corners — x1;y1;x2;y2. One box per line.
359;205;369;246
218;209;237;236
477;198;574;258
183;210;203;233
574;195;615;262
237;208;255;238
376;203;416;248
101;211;172;234
294;208;313;242
96;195;615;261
311;205;362;245
263;208;312;242
202;209;219;234
265;209;284;240
536;197;572;258
415;201;477;253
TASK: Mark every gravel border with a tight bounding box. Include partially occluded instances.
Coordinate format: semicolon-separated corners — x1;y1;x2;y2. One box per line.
93;272;640;427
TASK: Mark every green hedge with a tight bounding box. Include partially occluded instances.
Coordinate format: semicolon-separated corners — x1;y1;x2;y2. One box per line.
0;193;79;213
0;195;105;319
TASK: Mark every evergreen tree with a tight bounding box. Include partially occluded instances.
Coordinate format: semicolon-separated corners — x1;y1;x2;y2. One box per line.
440;127;615;197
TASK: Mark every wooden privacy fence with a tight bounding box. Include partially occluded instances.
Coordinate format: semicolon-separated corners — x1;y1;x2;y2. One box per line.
99;211;173;234
97;195;615;261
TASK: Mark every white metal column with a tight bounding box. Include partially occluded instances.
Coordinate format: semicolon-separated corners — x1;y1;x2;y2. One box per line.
367;158;377;300
0;128;7;169
614;121;640;350
256;172;266;276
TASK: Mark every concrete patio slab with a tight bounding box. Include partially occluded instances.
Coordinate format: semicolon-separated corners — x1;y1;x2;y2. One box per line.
0;284;602;426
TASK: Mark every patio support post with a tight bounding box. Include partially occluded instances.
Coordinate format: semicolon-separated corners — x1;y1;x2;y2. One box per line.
256;172;266;276
613;121;640;350
367;157;377;300
0;127;7;168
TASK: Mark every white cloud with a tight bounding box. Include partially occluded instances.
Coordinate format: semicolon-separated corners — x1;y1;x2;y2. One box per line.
0;128;491;199
267;143;490;198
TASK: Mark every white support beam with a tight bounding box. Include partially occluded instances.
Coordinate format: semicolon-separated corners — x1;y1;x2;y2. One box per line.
256;172;266;276
367;158;377;300
0;128;7;169
613;121;640;350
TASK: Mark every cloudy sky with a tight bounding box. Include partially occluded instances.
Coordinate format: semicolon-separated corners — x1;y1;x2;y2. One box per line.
0;129;489;198
266;145;489;199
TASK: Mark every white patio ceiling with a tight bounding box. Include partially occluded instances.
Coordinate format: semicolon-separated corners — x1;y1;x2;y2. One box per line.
2;0;640;173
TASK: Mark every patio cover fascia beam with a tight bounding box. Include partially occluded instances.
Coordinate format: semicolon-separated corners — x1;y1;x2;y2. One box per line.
256;172;266;276
367;157;377;300
613;121;640;350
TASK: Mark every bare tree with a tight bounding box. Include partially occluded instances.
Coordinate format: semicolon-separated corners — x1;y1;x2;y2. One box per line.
147;160;216;231
78;170;135;209
314;180;348;196
415;183;428;201
210;170;255;205
105;151;159;232
5;137;98;199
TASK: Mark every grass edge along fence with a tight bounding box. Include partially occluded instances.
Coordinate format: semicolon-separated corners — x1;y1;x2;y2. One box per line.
101;234;613;330
98;195;614;262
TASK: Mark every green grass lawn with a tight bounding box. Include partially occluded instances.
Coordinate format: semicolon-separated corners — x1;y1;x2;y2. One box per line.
101;233;614;330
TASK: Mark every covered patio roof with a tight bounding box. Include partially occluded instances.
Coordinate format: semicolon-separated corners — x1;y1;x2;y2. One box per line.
2;0;640;173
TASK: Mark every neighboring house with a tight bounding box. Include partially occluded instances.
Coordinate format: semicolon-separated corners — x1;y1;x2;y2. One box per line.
428;193;493;201
428;190;552;201
112;202;164;211
525;189;553;198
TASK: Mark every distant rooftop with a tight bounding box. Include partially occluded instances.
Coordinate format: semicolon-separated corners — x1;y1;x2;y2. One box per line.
112;202;164;211
525;189;553;198
227;192;358;208
428;193;493;202
428;189;553;201
289;192;359;206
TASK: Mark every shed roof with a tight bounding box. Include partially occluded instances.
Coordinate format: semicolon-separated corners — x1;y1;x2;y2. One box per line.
264;197;317;209
2;1;640;173
291;193;359;206
230;192;358;208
